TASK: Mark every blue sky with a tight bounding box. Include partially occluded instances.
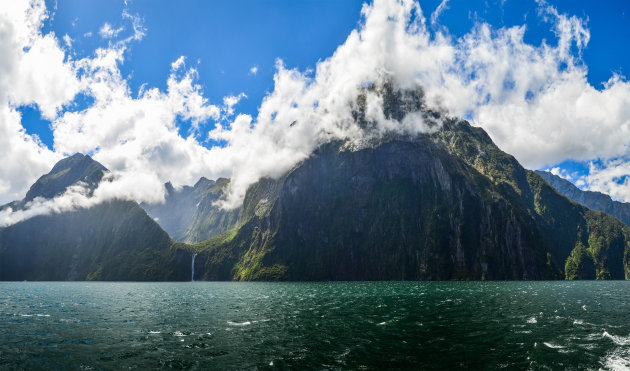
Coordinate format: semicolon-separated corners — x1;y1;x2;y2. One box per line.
31;0;367;144
30;0;628;151
1;0;630;215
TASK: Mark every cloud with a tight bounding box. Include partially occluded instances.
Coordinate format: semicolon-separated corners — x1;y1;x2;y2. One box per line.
165;56;221;129
0;170;163;227
99;22;123;39
3;0;630;226
430;0;449;27
98;11;144;42
0;182;95;227
0;0;71;204
63;34;72;48
582;159;630;202
52;49;224;205
122;10;146;42
249;66;258;76
546;167;573;181
207;0;630;205
222;93;246;117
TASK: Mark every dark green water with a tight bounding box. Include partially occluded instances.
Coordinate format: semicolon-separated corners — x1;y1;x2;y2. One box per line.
1;282;629;370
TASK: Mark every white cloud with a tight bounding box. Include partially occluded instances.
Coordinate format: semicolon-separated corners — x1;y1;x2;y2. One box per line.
122;10;146;42
166;56;221;129
63;33;72;48
547;167;572;181
3;0;630;226
222;93;246;117
99;22;123;39
430;0;449;27
582;160;630;202
0;0;71;204
52;49;224;205
207;0;630;205
0;182;94;227
249;66;258;75
0;0;157;211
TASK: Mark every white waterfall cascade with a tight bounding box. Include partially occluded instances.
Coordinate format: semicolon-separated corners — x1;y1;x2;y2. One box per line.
191;253;197;282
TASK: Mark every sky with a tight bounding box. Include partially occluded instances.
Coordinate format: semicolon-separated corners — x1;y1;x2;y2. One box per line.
1;0;630;224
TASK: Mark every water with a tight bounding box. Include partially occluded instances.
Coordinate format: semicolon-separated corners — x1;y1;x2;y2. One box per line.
191;254;197;282
1;281;629;370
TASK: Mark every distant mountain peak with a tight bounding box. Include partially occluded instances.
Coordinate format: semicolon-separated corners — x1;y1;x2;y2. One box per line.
141;176;238;243
194;177;214;188
536;170;630;227
24;153;107;202
48;153;104;174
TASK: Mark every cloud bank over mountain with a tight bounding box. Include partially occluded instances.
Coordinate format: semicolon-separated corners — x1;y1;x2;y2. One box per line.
1;0;630;225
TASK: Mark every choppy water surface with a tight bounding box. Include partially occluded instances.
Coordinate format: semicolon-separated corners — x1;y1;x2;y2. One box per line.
1;281;630;370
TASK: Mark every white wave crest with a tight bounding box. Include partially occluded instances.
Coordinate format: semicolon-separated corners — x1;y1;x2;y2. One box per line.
543;342;566;349
603;331;630;346
602;349;630;371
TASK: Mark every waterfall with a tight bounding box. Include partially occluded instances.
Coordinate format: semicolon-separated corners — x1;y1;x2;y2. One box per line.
191;253;197;282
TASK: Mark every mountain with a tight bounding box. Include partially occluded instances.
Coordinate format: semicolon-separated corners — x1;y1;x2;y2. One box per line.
26;153;106;202
0;155;190;281
0;154;106;213
141;177;240;243
2;83;629;282
535;170;630;227
181;83;630;281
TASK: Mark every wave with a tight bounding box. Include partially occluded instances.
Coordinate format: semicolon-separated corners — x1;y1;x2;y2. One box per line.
602;349;630;370
543;342;566;349
603;331;630;346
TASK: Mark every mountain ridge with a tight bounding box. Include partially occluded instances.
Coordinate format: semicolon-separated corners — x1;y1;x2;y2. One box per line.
0;155;189;281
179;83;630;281
141;177;241;243
535;170;630;227
2;84;630;282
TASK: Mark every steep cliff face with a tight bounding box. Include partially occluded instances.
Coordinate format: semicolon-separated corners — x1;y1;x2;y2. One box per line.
535;170;630;227
0;155;190;281
239;139;551;280
142;177;240;243
184;84;630;281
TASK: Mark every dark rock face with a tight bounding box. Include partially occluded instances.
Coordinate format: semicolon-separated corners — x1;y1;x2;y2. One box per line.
0;155;189;281
0;201;189;281
190;115;630;281
142;177;240;243
262;140;546;280
535;170;630;227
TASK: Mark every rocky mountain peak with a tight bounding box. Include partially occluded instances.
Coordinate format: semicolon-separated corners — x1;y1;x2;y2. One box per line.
24;154;107;202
